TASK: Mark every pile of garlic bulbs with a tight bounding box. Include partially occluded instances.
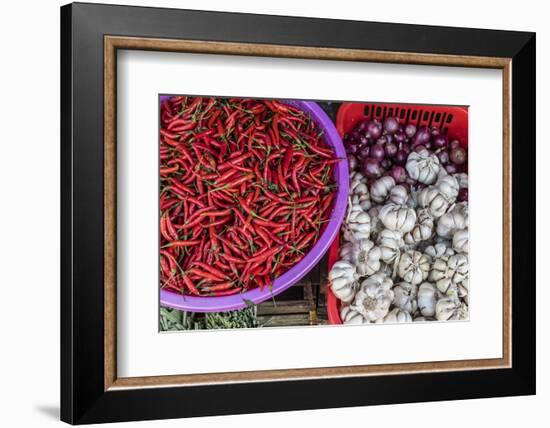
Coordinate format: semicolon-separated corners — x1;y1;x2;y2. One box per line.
329;161;469;325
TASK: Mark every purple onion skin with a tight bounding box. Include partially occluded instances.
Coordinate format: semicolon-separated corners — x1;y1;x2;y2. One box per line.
348;155;359;171
458;187;468;202
383;117;400;134
377;136;388;146
367;121;383;140
405;123;417;138
391;165;407;183
361;157;383;178
431;127;441;137
414;127;431;146
370;144;385;161
358;146;371;159
413;144;427;153
355;119;370;132
394;131;407;143
395;149;408;165
345;144;359;156
381;158;391;170
385;142;398;158
449;139;461;150
450;147;467;165
438;150;450;164
445;163;458;174
432;134;448;149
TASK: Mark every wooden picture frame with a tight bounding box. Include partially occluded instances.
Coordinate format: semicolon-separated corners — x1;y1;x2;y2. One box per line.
61;2;535;424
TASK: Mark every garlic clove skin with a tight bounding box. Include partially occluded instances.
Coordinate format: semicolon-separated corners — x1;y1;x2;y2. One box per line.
370;176;396;203
378;203;417;234
329;260;358;303
389;185;409;205
377;229;403;264
436;174;459;203
435;297;469;321
452;228;469;254
453;173;469;189
351;272;394;322
350;239;382;277
416;186;450;219
406;149;441;184
417;282;437;317
392;282;418;313
403;208;434;245
340;305;367;324
383;308;413;324
397;250;431;285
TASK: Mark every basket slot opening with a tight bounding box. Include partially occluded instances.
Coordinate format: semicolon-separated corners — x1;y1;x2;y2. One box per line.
447;113;453;123
363;105;370;117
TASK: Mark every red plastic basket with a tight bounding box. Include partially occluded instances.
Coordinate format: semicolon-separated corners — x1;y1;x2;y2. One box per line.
327;102;469;324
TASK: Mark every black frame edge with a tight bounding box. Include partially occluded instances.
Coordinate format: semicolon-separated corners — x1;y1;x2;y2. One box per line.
61;2;536;424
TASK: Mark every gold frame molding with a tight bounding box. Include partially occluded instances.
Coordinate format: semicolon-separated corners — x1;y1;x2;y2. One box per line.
104;36;512;391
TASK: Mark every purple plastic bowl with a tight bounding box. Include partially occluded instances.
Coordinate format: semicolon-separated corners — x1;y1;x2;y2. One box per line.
159;97;349;312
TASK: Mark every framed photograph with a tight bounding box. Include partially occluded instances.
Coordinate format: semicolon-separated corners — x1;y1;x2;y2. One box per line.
61;2;535;424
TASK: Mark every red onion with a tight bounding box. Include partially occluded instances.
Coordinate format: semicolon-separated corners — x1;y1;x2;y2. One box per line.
432;134;448;149
381;158;391;170
405;123;417;138
437;149;450;164
394;131;406;143
361;157;383;178
450;147;467;165
413;144;427;153
458;187;468;202
367;121;382;140
445;163;458;174
395;149;408;165
391;165;407;183
414;127;431;146
358;146;371;159
383;117;400;134
348;155;359;171
449;139;461;150
370;144;385;161
385;142;398;158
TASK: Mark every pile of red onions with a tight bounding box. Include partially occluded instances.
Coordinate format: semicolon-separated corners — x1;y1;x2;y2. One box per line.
344;117;468;201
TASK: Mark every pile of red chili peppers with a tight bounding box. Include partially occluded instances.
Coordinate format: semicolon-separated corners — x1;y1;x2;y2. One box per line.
159;96;337;297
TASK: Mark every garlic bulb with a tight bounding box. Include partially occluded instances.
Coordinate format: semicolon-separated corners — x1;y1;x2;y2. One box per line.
378;229;403;264
430;253;469;294
417;282;437;317
351;272;394;322
351;239;382;276
436;174;459;202
340;305;367;325
343;202;371;242
397;250;431;285
367;206;384;239
350;171;368;196
435;297;469;321
416;186;450;218
405;148;440;184
403;208;434;244
436;202;468;238
424;242;455;259
378;203;416;233
453;173;469;189
389;185;409;205
458;278;469;305
370;176;396;203
328;261;358;303
339;241;353;261
452;228;469;253
352;192;372;212
392;282;418;313
383;308;413;324
414;316;435;322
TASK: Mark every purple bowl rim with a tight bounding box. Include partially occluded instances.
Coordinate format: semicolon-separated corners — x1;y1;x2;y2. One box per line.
160;97;349;312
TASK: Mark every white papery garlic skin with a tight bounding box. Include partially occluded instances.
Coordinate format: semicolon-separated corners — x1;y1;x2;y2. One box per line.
452;228;469;254
424;243;455;259
328;261;358;303
454;173;469;189
417;282;437;317
435;297;469;321
351;272;394;322
389;185;409;205
392;282;418;313
383;308;413;324
397;250;431;285
339;242;353;261
416;186;450;218
378;203;417;234
436;174;459;202
406;149;441;184
430;253;469;294
351;239;382;276
377;229;403;264
340;305;367;325
436;202;468;238
403;208;434;245
343;202;371;242
370;176;396;203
